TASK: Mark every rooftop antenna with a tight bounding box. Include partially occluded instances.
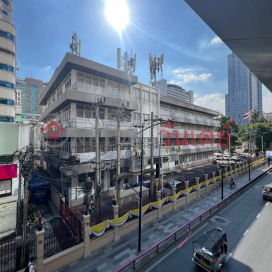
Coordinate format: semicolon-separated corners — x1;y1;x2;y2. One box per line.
69;31;81;56
117;48;136;75
148;53;164;87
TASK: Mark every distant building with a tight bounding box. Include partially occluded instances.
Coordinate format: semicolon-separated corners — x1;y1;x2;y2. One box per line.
263;112;272;119
156;79;194;104
225;53;262;125
16;77;47;116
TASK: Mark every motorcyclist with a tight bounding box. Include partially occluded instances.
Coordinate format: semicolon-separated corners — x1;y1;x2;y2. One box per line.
229;178;235;188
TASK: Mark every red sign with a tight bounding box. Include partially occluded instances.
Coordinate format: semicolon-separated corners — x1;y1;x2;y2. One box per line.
0;164;17;180
41;121;65;140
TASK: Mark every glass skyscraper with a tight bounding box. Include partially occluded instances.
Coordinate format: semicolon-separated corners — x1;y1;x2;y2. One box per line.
16;77;47;115
225;53;262;126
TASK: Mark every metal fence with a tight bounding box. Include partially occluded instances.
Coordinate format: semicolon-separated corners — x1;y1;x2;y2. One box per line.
90;206;114;226
176;182;185;193
44;225;76;259
60;198;82;239
116;164;269;272
0;238;36;272
119;201;138;217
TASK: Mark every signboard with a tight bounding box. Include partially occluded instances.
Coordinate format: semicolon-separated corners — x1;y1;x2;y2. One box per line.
148;157;169;164
266;151;272;159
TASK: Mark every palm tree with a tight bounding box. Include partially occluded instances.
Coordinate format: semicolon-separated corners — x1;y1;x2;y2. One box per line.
249;110;260;124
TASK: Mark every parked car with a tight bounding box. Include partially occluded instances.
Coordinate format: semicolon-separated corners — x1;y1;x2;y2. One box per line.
223;154;230;160
231;155;242;162
164;180;182;189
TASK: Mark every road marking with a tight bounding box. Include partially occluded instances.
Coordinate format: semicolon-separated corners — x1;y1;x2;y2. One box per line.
266;202;269;206
219;196;242;214
144;223;209;272
226;253;232;262
243;229;249;236
256;213;261;219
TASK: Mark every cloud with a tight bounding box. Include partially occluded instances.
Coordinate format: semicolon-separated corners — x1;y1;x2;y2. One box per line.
173;68;193;73
194;93;225;114
175;72;212;83
211;36;222;45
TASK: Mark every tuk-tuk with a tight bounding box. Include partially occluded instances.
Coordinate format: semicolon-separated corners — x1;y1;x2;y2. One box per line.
192;227;228;272
262;183;272;200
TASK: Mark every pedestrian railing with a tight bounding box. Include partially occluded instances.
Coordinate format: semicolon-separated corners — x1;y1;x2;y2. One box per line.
116;162;269;272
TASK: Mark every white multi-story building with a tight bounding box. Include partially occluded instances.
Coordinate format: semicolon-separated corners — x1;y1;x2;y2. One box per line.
37;53;220;207
156;79;194;104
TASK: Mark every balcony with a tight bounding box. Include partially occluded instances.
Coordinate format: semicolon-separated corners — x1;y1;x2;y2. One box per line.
70;82;137;103
160;110;220;127
67;117;137;131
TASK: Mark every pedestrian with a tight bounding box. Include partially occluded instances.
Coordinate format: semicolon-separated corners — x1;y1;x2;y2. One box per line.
24;256;36;272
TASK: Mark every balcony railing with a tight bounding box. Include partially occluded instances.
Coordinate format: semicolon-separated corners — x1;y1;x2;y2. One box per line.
69;82;138;103
67;117;137;131
160;110;220;126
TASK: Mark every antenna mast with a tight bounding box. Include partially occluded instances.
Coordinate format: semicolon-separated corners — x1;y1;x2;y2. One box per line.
149;53;164;86
69;31;81;56
117;48;136;75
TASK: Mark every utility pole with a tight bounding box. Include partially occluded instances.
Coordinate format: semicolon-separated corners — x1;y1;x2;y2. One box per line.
150;112;154;200
109;105;131;205
261;136;263;152
21;144;34;267
95;103;101;223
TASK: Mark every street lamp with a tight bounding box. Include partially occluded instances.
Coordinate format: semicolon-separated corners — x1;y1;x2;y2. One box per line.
134;117;169;252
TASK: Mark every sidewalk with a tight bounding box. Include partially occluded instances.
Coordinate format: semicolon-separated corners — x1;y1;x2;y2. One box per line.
58;164;269;272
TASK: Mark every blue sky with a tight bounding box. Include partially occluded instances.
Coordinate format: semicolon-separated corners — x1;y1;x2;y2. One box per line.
13;0;272;114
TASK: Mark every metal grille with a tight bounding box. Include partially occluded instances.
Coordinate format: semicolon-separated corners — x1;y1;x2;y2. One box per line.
60;198;82;239
90;206;114;226
44;225;75;259
188;178;196;188
176;182;185;193
119;201;138;217
199;175;205;183
0;238;36;272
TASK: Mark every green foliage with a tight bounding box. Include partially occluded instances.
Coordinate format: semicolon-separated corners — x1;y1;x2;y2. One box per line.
249;110;260;124
27;203;37;223
215;116;239;152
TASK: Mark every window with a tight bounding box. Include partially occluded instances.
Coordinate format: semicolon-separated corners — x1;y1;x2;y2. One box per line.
133;88;141;102
0;30;15;42
77;110;83;118
0;63;15;73
175;161;179;166
1;10;8;16
0;98;14;105
151;93;157;104
2;0;9;6
0;81;14;89
77;138;83;153
0;116;14;122
99;108;105;119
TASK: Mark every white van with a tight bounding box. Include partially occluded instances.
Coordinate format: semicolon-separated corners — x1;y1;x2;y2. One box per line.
213;153;223;163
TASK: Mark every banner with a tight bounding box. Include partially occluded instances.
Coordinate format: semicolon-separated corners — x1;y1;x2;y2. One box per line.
167;192;182;202
181;187;193;195
90;220;109;236
150;197;167;208
192;183;202;191
108;212;130;228
131;203;150;217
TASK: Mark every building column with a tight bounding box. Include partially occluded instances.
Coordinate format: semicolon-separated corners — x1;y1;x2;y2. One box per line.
112;205;120;241
103;170;110;192
83;215;91;258
36;228;45;272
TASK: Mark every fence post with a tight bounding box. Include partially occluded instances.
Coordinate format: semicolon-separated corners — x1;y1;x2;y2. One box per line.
112;205;120;242
36;228;45;272
83;214;91;258
156;190;161;202
195;177;200;198
185;181;190;204
204;174;209;193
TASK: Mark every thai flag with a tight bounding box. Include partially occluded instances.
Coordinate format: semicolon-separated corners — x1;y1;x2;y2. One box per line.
38;212;44;227
243;109;253;120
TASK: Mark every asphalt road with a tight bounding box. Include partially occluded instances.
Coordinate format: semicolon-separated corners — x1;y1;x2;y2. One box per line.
139;169;272;272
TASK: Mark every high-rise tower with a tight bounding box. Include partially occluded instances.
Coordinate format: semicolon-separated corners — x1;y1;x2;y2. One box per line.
225;53;262;125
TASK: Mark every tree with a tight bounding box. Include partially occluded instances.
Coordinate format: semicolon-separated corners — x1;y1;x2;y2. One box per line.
249;110;260;124
259;116;267;123
215;116;239;154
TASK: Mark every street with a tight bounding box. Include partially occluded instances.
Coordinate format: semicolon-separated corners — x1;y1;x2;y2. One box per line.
139;169;272;272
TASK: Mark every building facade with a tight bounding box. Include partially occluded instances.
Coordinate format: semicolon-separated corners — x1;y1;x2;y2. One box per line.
156;79;194;104
16;77;47;117
263;112;272;119
225;53;263;125
37;53;219;208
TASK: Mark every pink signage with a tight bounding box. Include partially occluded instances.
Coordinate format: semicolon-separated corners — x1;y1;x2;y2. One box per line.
0;164;17;180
